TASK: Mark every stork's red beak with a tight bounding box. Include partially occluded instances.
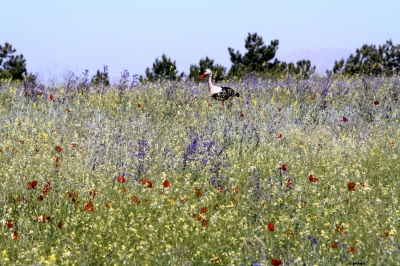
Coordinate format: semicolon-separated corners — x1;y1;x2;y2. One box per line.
198;73;207;81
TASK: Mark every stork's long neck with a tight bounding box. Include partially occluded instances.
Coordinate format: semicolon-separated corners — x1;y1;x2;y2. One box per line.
207;74;213;92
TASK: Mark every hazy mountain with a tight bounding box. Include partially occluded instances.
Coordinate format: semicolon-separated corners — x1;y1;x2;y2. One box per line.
277;47;354;75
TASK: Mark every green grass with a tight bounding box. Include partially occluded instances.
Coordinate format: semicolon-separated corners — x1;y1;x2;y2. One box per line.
0;75;399;265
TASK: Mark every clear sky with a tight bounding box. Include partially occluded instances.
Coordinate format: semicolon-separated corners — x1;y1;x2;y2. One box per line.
2;0;399;82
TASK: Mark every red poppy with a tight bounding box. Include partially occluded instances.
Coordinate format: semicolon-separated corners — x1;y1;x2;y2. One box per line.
117;176;126;183
42;182;52;195
14;195;27;202
7;220;13;228
57;221;65;228
71;142;78;148
180;196;189;202
66;190;78;199
137;103;142;108
140;179;152;188
130;195;140;205
374;100;380;106
67;108;72;113
278;107;282;112
271;258;282;266
193;213;201;220
195;188;202;197
268;222;274;231
201;219;209;227
89;189;97;196
193;214;208;227
84;199;94;212
335;225;344;233
37;214;47;223
329;242;338;248
27;180;38;189
55;155;61;168
309;174;318;182
218;186;224;192
163;179;170;188
37;182;52;200
140;178;150;185
49;94;55;101
239;113;244;117
348;246;355;253
12;231;18;240
232;186;241;193
55;146;63;152
286;179;292;189
343;116;348;122
200;207;208;213
348;182;356;192
281;164;288;171
277;133;283;138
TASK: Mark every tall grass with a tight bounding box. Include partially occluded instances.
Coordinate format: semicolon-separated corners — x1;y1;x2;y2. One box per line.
0;75;399;265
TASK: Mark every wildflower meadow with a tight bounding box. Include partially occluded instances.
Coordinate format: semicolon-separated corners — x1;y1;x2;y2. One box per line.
0;74;399;265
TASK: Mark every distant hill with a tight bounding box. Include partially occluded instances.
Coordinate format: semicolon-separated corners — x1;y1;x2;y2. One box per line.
277;47;354;75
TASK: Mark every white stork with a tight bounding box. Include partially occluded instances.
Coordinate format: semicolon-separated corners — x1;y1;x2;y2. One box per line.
198;69;240;102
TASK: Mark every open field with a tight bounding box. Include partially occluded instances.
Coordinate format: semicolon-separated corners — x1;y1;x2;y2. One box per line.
0;75;399;265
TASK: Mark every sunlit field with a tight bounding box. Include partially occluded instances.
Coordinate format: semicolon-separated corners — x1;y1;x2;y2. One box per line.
1;74;399;265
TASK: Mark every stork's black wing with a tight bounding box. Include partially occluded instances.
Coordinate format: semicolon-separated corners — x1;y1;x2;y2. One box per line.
221;87;240;97
211;92;228;101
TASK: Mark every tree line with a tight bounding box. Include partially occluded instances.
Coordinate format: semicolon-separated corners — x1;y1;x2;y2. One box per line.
1;33;400;84
140;33;317;82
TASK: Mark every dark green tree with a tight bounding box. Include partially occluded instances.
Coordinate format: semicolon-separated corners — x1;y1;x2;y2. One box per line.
91;66;110;86
227;33;281;78
140;54;184;82
188;56;226;82
227;33;315;79
288;60;316;79
329;39;400;76
0;42;27;80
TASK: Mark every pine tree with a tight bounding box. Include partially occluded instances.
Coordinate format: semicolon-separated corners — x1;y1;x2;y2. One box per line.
0;42;27;80
287;60;316;79
329;39;400;76
188;56;226;82
91;66;110;86
226;33;315;79
227;33;280;78
140;54;184;82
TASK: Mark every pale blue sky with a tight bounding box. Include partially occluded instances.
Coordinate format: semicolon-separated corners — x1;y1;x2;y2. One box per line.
2;0;399;82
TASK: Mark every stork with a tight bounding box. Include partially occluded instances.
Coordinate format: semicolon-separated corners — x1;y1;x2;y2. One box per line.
198;69;240;102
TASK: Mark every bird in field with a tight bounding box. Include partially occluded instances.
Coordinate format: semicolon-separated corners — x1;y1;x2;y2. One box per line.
198;69;240;102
